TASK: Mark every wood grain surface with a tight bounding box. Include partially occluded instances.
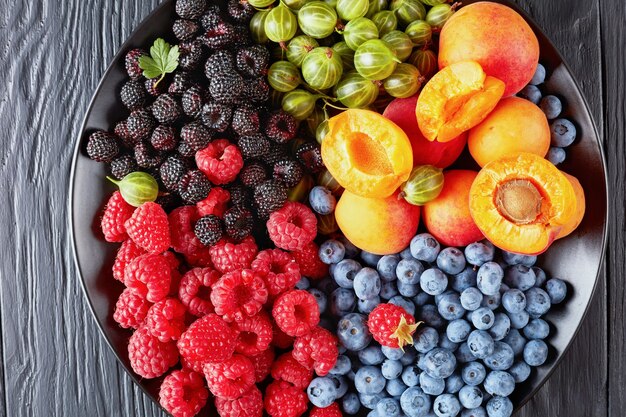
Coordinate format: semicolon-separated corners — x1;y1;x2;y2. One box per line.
0;0;622;416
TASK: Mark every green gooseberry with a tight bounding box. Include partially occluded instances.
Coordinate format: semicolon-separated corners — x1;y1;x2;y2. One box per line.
323;0;338;8
343;17;379;50
381;30;414;61
306;106;328;136
315;119;330;144
372;11;398;36
366;0;388;18
107;172;159;207
283;0;307;10
336;0;369;21
332;41;356;69
405;20;432;47
408;48;438;79
335;72;380;108
248;0;275;8
282;89;319;120
301;47;344;89
391;0;426;26
268;61;302;92
383;63;423;98
354;39;400;80
421;0;447;6
264;3;298;43
298;1;338;39
286;35;319;67
426;3;455;30
399;165;445;206
250;11;269;44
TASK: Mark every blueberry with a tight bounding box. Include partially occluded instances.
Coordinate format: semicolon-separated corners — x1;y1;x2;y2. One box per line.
419;372;445;395
545;278;567;304
380;281;399;300
502;251;537;267
525;287;551;317
459;385;483;409
381;359;403;380
360;392;387;409
550;118;577;147
308;288;328;314
451;267;478;292
376;397;401;417
330;375;349;398
504;265;536;290
502;329;527;357
532;267;548;287
484;371;515;397
307;376;338;408
433;393;462;417
420;268;448;295
359;345;385;365
447;319;471;343
296;276;310;289
502;289;526;314
410;233;441;262
319;239;346;264
462;361;486;386
400;387;432;417
400;347;417;365
422;348;457;379
400;246;415;259
377;255;401;281
486;396;513;417
439;333;460;351
467;330;495;359
339;237;360;259
461;407;487;417
411;325;437;353
461;287;483;311
330;354;351;375
481;292;502;311
342;392;361;415
507;310;530;329
509;361;531;383
382;346;405;360
477;262;503;296
316;277;338;294
361;251;383;267
398;281;420;298
358;296;381;314
402;365;420;387
353;267;381;300
547;146;566;165
421;304;446;329
397;258;424;284
445;372;464;394
366;407;380;417
337;313;372;351
455;342;477;363
530;63;546;85
488;313;511;341
333;259;361;288
309;185;336;215
540;95;562;119
386;378;408;397
389;295;416;316
355;366;386;394
471;307;495;330
330;288;357;316
438;292;466;321
518;84;542;104
523;318;550;339
414;291;434;307
484;341;515;371
524;339;549;366
437;247;466;275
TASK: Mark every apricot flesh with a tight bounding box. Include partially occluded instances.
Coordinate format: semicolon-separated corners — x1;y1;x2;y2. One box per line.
322;109;413;198
556;172;586;239
416;61;505;143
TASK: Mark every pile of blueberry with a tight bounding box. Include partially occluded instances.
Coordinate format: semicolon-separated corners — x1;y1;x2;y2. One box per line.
297;233;568;417
518;63;578;166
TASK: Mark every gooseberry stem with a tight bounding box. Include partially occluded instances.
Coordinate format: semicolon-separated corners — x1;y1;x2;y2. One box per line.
106;176;120;185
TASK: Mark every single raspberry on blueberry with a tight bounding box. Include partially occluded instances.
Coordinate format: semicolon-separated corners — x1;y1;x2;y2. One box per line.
159;369;209;417
239;161;268;188
296;141;325;173
292;326;338;376
234;311;273;356
204;353;255;400
310;403;342;417
134;141;164;169
267;202;317;251
159;155;188;192
173;18;199;41
243;77;270;103
114;120;137;148
179;170;212;204
179;267;220;317
169;71;195;96
178;313;238;365
215;385;263;417
197;187;231;218
120;80;147;110
113;240;146;282
181;86;204;118
151;125;177;151
253;180;287;220
231;105;260;136
127;109;156;142
236;45;269;78
175;0;206;19
264;380;308;417
272;289;320;337
209;236;258;273
194;215;223;247
368;303;419;349
195;139;244;185
209;71;244;104
273;158;304;188
110;154;137;180
128;326;179;379
125;253;172;303
237;133;271;160
125;48;146;80
249;348;274;383
265;110;297;144
101;191;135;242
251;249;300;296
145;298;187;342
113;288;152;329
201;101;232;132
227;0;255;24
271;321;294;349
291;242;329;280
210;269;268;322
271;352;314;389
181;121;212;151
223;206;254;241
179;39;205;71
86;131;119;163
125;201;170;253
152;93;182;125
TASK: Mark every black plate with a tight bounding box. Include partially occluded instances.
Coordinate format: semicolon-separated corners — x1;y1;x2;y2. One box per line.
69;0;608;414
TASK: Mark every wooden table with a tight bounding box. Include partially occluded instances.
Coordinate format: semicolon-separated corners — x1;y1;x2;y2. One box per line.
0;0;623;415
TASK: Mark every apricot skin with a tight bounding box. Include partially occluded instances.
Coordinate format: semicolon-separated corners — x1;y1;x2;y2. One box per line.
557;172;586;239
438;2;540;97
335;190;421;255
423;170;484;247
468;97;550;167
383;95;467;169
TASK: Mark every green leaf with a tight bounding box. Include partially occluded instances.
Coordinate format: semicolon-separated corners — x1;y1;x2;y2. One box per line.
164;45;180;74
139;38;180;85
138;56;161;79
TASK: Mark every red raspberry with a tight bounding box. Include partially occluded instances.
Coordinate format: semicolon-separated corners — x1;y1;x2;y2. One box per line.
124;253;172;303
271;352;313;389
168;206;213;267
112;239;146;282
292;326;338;376
291;242;329;280
159;369;209;417
178;267;220;317
163;250;181;271
125;202;171;253
266;202;317;251
181;355;205;374
113;288;152;329
271;321;294;349
249;348;275;383
184;246;213;268
264;380;307;417
101;191;135;242
128;326;178;379
177;313;238;365
251;249;301;296
210;269;268;322
310;403;342;417
204;354;255;400
196;139;244;185
234;311;273;356
146;298;187;342
368;303;418;349
197;187;231;218
272;290;320;337
169;269;183;297
215;385;263;417
209;236;258;273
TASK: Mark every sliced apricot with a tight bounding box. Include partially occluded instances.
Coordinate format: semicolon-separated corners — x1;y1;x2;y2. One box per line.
469;152;577;255
321;109;413;198
556;172;586;239
416;61;505;142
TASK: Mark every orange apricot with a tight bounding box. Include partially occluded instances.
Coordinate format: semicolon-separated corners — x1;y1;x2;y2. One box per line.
321;109;413;198
469;152;577;255
468;97;550;167
335;190;421;255
416;61;505;143
556;172;586;239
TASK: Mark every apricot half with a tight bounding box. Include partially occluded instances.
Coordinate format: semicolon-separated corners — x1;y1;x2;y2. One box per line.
416;61;505;143
469;153;577;255
322;109;413;198
556;172;586;239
